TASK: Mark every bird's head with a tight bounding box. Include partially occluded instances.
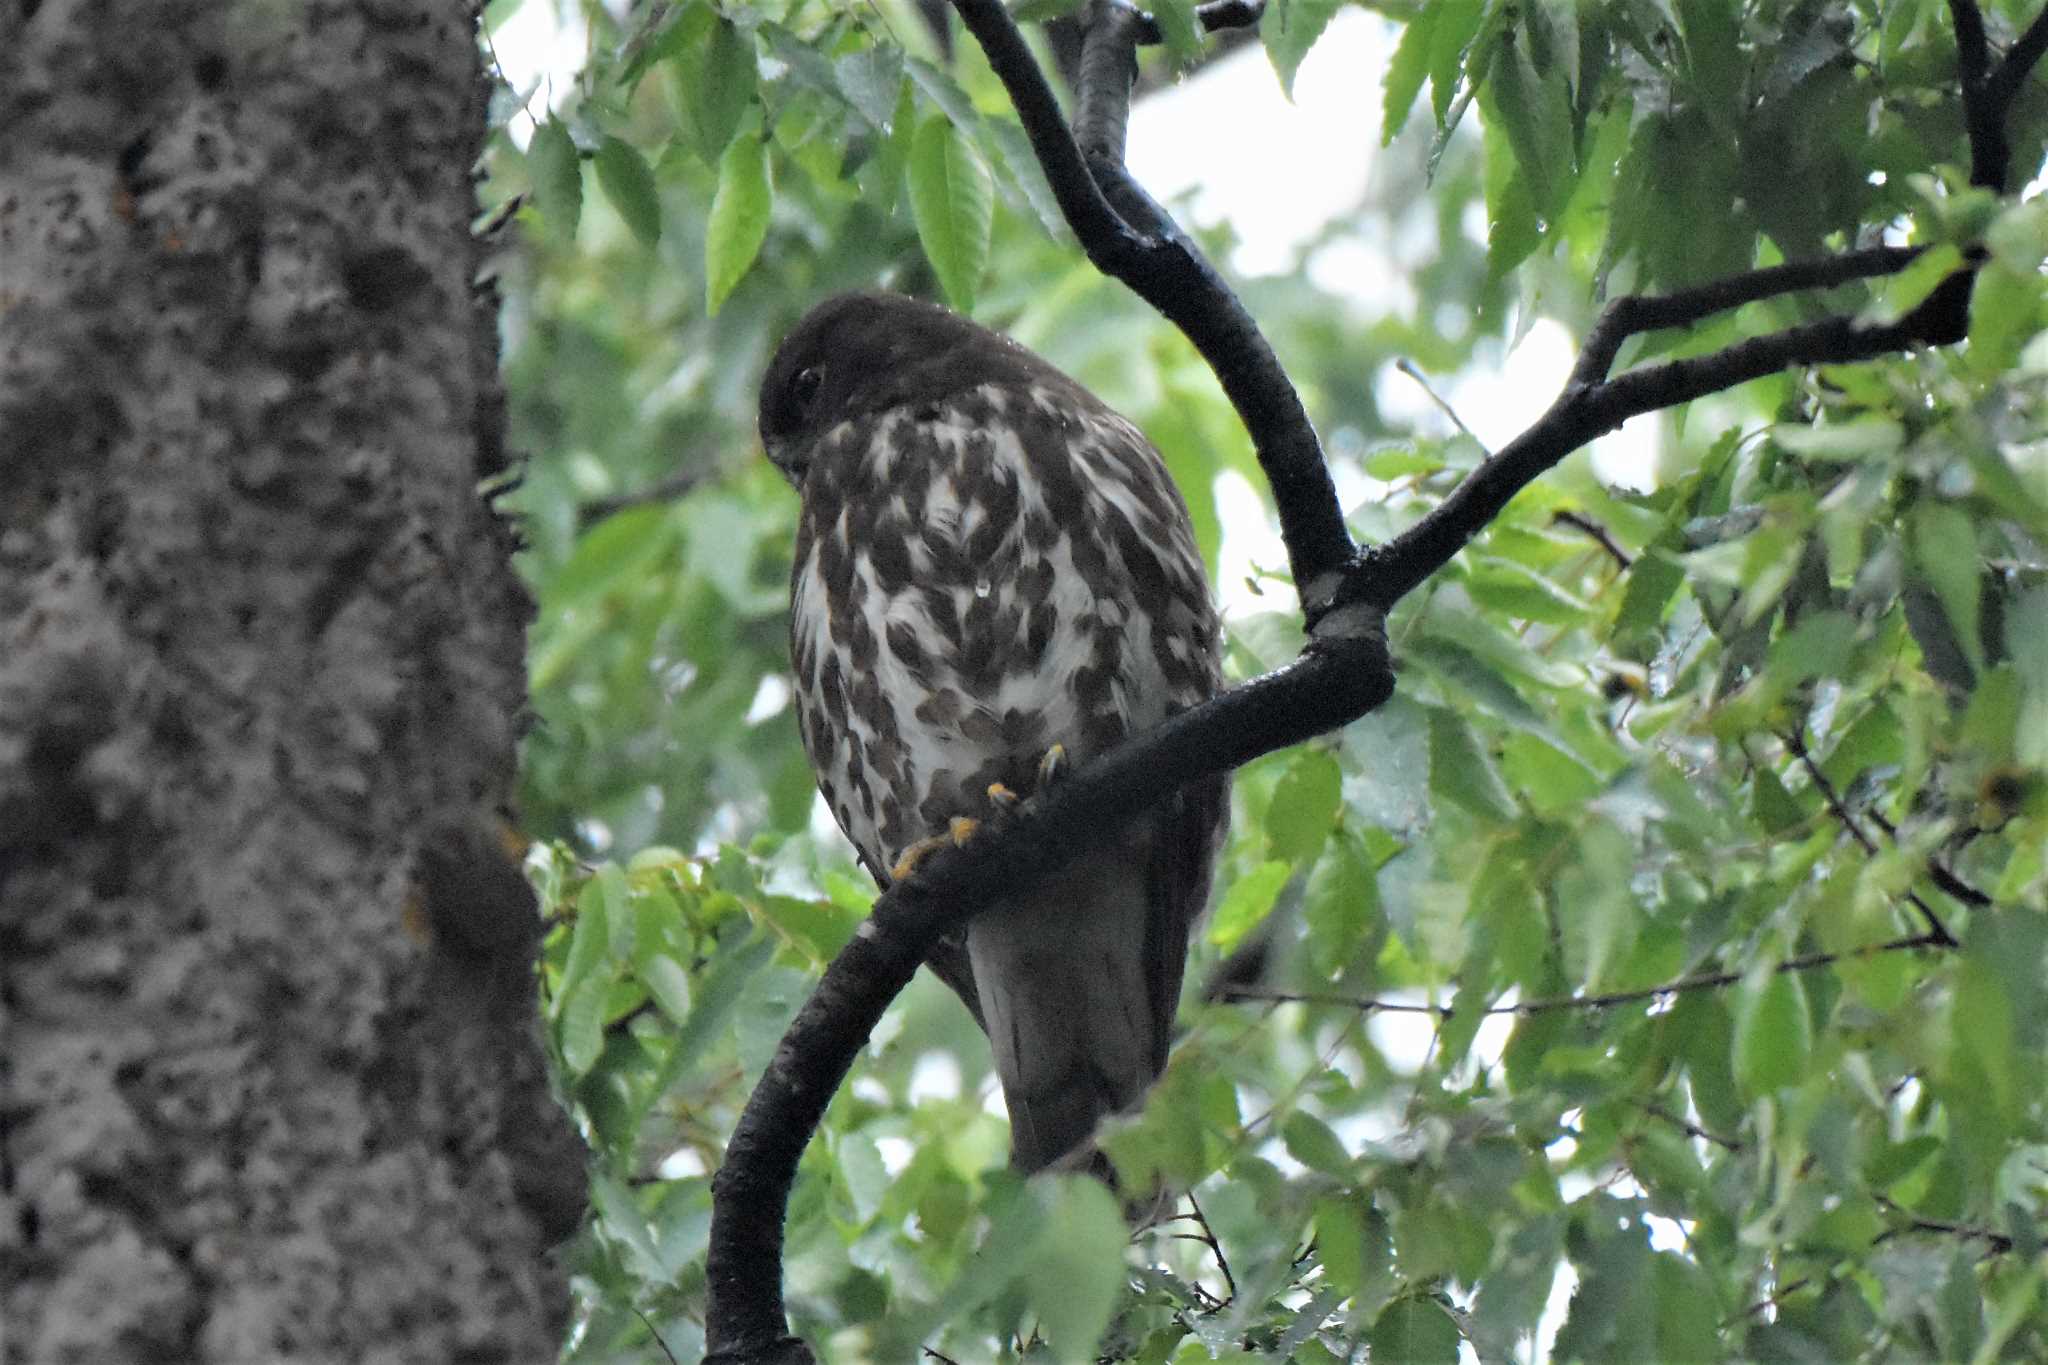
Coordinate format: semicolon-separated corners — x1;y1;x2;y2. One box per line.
757;291;1052;488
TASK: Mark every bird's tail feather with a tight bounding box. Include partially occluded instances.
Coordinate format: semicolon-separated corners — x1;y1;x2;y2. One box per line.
967;850;1161;1175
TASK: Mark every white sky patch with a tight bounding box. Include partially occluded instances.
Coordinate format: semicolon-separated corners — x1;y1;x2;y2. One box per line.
744;673;793;725
907;1050;962;1104
484;0;586;147
1128;12;1395;276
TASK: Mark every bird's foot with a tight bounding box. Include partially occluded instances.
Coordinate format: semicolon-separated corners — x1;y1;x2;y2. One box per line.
987;742;1067;814
889;816;980;883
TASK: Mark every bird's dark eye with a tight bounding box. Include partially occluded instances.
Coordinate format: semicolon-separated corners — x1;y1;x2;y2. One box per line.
789;364;824;413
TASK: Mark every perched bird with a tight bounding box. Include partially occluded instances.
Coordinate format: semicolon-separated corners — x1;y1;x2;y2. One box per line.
759;292;1227;1174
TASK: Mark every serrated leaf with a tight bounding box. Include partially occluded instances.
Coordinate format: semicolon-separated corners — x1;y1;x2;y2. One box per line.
1733;967;1812;1096
1427;706;1518;822
705;121;771;315
558;977;607;1076
1209;858;1292;949
672;8;757;162
1267;749;1343;863
908;114;993;311
639;952;693;1025
1369;1295;1462;1364
558;871;613;1005
834;47;902;131
1383;7;1438;142
1910;503;1984;674
594;136;660;247
1282;1110;1353;1176
1022;1178;1126;1360
1153;0;1205;67
528;116;582;242
1263;0;1347;98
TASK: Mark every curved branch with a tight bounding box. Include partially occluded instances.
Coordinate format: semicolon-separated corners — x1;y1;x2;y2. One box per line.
951;0;1356;603
704;634;1393;1362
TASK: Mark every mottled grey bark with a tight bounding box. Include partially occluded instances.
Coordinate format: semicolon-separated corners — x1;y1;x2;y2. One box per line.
0;2;583;1361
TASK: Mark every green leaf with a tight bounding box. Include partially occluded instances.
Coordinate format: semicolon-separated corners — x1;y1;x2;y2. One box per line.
1314;1196;1393;1305
1733;967;1813;1097
1862;243;1964;324
705;120;771;315
558;977;607;1076
908;114;993;311
558;871;614;1005
834;47;903;131
1910;503;1984;674
1282;1110;1353;1176
528;116;583;242
637;927;775;1118
1262;0;1346;98
1383;7;1437;143
1426;706;1518;822
1267;749;1343;864
639;952;693;1025
671;6;758;162
1152;0;1204;68
1022;1177;1127;1359
1209;859;1292;950
1304;833;1379;976
594;136;661;247
1368;1294;1462;1364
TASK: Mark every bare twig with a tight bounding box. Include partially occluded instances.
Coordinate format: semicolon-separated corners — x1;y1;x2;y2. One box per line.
1217;932;1952;1018
1551;510;1633;570
578;468;714;529
1180;1191;1238;1306
1638;1101;1744;1152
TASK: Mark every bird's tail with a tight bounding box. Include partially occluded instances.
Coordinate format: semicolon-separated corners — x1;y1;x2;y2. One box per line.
966;848;1165;1176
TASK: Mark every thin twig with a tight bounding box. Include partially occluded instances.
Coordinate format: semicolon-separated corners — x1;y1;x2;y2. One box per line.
1182;1190;1238;1307
1217;931;1953;1018
1782;727;1960;945
1395;357;1488;452
1638;1101;1744;1152
578;467;714;529
1551;510;1633;570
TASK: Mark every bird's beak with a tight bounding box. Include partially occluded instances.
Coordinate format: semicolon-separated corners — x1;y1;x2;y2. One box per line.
762;438;806;490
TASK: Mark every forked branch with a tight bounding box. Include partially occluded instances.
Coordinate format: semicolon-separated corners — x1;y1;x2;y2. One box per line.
703;3;2048;1358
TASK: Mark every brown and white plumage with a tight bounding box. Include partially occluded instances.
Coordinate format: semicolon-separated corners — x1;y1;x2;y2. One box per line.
759;292;1226;1173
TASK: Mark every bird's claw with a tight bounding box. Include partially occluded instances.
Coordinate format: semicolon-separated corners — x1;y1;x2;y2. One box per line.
1036;743;1066;790
889;816;981;882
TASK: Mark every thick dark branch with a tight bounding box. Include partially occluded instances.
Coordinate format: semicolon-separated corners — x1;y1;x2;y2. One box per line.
1132;0;1265;44
1365;306;1932;606
951;0;1355;602
704;635;1393;1362
1988;8;2048;107
1569;246;1926;388
1949;0;2007;189
1074;0;1143;160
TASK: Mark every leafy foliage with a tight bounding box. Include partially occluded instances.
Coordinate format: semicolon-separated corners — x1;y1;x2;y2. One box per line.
486;0;2048;1358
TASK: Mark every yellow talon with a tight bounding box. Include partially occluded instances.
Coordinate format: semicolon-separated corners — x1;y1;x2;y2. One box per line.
1036;743;1067;789
987;781;1020;811
889;817;982;882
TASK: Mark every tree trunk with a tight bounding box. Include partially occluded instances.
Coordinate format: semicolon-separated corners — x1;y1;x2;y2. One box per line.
0;3;582;1361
